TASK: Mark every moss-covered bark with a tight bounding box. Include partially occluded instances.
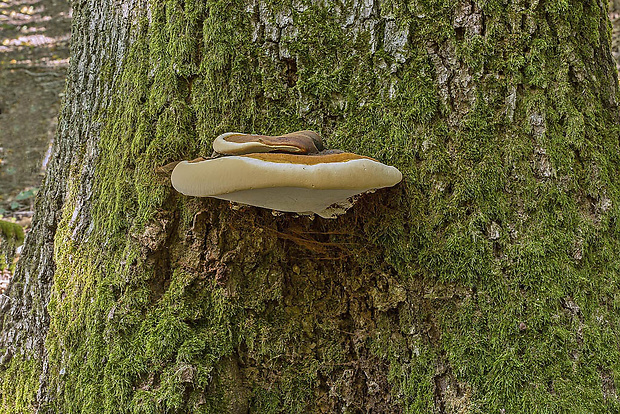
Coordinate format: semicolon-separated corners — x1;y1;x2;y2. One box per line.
1;0;619;412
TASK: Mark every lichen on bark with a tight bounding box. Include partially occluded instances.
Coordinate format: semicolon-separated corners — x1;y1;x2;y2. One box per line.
1;0;620;413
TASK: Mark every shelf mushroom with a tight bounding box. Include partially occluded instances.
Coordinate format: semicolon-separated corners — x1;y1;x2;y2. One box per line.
213;130;324;155
171;152;402;218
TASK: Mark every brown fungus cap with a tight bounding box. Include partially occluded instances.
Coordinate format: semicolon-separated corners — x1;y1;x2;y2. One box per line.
212;130;324;155
171;152;402;218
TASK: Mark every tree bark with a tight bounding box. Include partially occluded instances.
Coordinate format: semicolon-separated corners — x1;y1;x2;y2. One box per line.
1;0;619;413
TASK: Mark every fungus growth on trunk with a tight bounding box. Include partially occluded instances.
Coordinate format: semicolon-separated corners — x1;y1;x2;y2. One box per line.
171;131;402;218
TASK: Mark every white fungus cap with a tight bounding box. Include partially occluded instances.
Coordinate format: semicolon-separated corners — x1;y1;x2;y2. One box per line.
171;152;402;218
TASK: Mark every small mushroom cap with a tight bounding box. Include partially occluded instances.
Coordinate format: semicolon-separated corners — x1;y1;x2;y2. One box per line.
212;130;324;155
171;152;402;216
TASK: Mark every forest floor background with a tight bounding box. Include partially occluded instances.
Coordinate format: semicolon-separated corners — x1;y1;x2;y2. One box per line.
0;1;619;292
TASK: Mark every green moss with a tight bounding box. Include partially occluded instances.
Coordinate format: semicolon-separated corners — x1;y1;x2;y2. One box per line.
0;220;24;271
0;354;41;414
0;220;24;246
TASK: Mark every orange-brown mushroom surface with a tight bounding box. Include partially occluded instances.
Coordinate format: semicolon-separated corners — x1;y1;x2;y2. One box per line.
212;130;324;155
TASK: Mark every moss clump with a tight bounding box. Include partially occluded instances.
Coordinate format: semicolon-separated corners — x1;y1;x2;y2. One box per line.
0;220;24;271
0;220;24;246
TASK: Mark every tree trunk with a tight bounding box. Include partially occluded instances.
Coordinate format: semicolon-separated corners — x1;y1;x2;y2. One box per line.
1;0;619;412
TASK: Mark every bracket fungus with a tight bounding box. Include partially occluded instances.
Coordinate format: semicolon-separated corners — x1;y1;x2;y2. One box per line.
171;149;402;218
213;130;324;155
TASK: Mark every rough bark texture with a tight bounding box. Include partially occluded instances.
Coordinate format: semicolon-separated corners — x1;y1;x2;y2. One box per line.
1;0;620;413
